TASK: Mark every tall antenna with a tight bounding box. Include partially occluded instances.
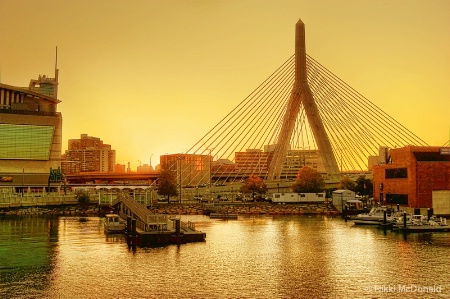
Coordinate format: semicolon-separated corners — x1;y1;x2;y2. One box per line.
55;46;59;99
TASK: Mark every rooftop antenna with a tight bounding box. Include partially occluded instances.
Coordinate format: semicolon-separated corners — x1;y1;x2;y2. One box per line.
55;46;59;99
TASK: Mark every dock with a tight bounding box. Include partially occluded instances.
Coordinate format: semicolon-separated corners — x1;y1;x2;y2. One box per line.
209;213;238;219
112;194;206;247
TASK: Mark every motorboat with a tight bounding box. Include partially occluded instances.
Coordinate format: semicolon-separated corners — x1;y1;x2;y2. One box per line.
104;214;126;233
396;215;450;232
350;206;390;225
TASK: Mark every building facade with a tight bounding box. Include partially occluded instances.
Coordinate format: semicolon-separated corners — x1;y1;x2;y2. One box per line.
160;154;211;186
235;149;272;176
281;149;322;179
372;146;450;209
61;134;116;174
0;72;62;188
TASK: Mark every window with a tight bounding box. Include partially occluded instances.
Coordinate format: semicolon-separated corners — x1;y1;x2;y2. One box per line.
0;124;54;160
386;193;408;205
385;168;407;179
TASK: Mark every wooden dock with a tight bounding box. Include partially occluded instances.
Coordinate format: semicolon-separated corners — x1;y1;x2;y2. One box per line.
112;194;206;247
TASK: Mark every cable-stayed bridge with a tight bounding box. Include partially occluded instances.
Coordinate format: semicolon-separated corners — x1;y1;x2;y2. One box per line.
166;19;427;187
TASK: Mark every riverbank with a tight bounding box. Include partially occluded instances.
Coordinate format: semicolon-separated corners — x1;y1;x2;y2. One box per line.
0;204;102;216
0;202;340;217
145;202;339;216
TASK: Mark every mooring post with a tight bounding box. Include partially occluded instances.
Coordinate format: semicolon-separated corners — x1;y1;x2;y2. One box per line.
403;212;407;229
127;216;132;236
175;219;181;236
131;218;137;244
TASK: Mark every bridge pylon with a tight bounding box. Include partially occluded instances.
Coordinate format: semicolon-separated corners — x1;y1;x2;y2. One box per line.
267;19;341;181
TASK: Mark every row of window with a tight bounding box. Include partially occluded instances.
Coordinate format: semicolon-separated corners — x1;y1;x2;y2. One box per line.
0;124;54;160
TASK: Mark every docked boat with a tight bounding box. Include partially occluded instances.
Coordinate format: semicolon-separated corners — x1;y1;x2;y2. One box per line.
104;214;126;233
396;215;450;233
350;206;390;225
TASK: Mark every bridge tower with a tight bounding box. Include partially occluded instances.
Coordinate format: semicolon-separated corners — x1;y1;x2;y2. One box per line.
267;19;340;180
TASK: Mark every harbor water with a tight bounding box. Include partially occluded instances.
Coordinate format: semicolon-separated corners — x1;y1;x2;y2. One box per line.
1;214;449;298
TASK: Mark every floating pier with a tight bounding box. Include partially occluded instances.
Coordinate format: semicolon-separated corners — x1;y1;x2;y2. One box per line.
112;194;206;247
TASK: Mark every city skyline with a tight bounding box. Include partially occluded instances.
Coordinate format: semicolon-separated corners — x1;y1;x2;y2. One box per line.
1;0;449;168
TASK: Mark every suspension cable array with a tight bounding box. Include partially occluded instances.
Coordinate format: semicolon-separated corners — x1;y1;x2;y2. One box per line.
168;54;427;186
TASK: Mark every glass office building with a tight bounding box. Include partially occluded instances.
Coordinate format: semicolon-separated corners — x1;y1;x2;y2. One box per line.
0;71;62;189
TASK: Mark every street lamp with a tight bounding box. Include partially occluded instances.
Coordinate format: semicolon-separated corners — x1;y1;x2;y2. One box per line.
231;186;233;202
206;148;214;188
177;156;182;203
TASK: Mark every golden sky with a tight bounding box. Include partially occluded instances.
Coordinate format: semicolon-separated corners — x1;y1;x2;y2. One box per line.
1;0;449;169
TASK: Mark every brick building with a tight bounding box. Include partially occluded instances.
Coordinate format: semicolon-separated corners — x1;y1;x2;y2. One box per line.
61;134;116;174
372;146;450;210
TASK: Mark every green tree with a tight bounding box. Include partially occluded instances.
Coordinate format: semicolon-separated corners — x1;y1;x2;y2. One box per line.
75;190;90;213
157;163;178;202
239;174;268;201
338;176;356;191
354;175;373;197
292;166;325;193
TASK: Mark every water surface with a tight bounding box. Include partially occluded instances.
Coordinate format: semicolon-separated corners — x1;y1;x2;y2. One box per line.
1;215;449;298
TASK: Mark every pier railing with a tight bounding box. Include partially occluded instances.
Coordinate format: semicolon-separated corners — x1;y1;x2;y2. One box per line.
116;193;171;232
181;221;196;231
0;191;78;207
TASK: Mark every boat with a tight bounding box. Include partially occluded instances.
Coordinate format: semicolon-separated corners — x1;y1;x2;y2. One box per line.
350;206;391;225
396;215;450;233
104;214;126;233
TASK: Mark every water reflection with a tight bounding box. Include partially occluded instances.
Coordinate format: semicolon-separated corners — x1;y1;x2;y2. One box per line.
1;215;449;298
0;216;58;298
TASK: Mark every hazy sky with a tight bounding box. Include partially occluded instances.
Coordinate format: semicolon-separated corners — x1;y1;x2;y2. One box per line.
1;0;449;169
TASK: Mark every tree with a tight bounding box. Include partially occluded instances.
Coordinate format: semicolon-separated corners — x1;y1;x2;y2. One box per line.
239;174;268;201
157;163;178;202
291;166;325;193
75;189;90;213
354;175;373;197
338;176;356;191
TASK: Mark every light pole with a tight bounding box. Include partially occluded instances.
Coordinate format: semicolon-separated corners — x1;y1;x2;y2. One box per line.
206;148;214;188
177;156;182;203
22;168;24;197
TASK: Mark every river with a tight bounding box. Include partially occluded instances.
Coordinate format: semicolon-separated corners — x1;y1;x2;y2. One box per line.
1;215;449;298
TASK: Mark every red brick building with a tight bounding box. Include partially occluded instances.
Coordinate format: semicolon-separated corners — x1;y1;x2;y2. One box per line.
372;146;450;209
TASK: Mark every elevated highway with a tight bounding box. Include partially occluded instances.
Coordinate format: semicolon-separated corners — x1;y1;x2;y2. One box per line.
65;171;159;184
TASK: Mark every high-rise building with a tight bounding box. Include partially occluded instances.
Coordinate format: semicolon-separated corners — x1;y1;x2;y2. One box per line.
61;134;116;174
0;70;62;188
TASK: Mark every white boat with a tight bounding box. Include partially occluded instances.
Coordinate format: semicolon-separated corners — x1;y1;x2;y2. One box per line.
396;215;450;232
350;206;389;224
104;214;126;233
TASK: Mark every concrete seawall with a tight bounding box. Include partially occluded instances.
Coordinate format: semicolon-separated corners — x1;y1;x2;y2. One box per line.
0;202;340;217
147;202;339;216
